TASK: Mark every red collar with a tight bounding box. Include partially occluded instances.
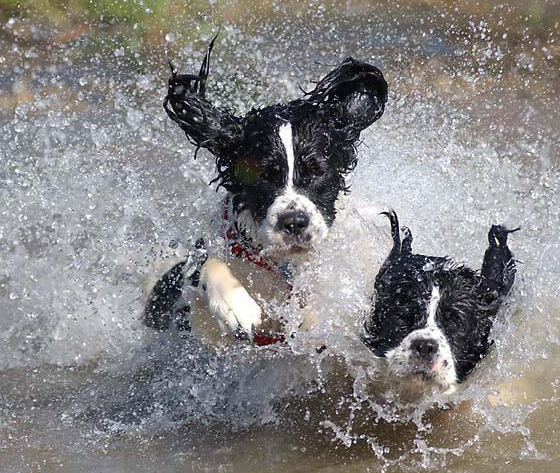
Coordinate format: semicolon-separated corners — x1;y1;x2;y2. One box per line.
222;198;288;277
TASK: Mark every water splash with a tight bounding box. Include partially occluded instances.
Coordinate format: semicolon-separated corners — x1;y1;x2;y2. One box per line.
1;3;559;471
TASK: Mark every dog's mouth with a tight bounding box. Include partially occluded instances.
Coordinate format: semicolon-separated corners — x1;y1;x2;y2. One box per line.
385;348;456;392
262;227;318;255
283;232;313;248
405;359;451;386
411;369;435;382
259;192;330;253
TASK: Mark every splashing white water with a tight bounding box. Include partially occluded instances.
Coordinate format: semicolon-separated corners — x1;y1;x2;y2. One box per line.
1;7;559;471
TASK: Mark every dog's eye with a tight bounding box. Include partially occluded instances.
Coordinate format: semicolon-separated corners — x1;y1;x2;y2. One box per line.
234;156;262;185
261;162;285;183
441;310;462;326
307;161;323;176
305;155;323;170
299;156;325;185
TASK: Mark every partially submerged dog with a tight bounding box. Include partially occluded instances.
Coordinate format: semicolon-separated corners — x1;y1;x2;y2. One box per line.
363;211;518;394
144;36;388;343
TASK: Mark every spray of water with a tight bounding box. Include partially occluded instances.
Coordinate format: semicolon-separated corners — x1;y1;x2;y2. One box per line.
1;4;559;471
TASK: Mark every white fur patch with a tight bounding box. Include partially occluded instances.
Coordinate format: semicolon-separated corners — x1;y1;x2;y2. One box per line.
210;286;262;334
234;207;260;243
427;285;440;326
199;259;262;336
279;123;295;188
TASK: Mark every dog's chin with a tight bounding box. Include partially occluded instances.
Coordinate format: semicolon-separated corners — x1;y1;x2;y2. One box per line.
388;370;450;394
287;245;311;254
386;358;456;394
411;370;435;382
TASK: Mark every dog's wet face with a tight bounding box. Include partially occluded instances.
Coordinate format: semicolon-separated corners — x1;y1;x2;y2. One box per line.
163;47;387;256
364;212;518;394
369;282;459;392
230;112;353;253
366;262;502;391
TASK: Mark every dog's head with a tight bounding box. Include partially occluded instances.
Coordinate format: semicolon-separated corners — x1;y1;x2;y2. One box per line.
364;211;514;393
367;266;494;393
165;37;387;255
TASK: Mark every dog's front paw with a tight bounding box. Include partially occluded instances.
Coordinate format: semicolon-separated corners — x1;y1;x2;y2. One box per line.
207;285;262;336
200;259;262;338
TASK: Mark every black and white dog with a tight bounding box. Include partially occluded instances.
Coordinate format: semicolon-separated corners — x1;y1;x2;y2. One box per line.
363;211;518;393
144;37;388;343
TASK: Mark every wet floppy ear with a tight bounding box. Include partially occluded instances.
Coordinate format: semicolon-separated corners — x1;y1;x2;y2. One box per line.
381;210;401;261
164;35;244;160
306;58;388;141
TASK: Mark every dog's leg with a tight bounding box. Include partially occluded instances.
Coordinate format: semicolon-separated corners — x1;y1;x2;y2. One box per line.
144;261;188;331
199;259;262;338
144;239;207;331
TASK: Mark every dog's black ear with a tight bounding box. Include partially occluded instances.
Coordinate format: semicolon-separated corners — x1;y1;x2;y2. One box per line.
164;35;244;160
481;225;520;297
381;210;401;261
306;58;388;141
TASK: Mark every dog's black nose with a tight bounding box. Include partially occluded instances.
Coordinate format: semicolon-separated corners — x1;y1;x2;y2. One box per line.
279;211;309;235
410;338;438;360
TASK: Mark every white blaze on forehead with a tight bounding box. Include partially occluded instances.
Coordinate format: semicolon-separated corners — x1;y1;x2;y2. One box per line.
278;122;295;188
427;285;440;326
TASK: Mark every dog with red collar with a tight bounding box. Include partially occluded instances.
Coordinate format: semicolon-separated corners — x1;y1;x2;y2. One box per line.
144;36;388;345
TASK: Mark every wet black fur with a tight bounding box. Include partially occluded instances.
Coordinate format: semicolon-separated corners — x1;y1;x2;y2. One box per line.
363;211;519;382
164;35;388;225
144;239;207;331
144;261;187;331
